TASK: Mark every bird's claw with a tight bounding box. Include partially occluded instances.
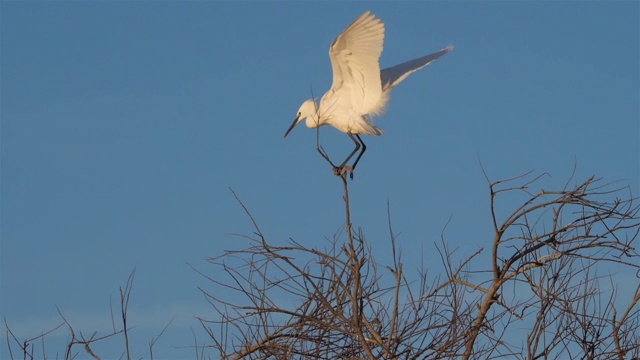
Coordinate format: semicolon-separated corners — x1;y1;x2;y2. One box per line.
343;166;354;180
332;165;354;180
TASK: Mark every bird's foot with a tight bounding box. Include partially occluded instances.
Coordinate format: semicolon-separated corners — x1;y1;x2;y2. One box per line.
345;166;355;180
332;165;355;180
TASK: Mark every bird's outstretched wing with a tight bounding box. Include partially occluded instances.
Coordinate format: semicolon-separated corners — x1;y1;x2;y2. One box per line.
329;11;385;115
381;45;454;91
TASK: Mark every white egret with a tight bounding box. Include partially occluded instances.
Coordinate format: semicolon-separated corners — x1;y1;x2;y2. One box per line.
284;11;453;179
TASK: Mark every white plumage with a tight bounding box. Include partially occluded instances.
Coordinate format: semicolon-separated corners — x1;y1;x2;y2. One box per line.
284;11;453;177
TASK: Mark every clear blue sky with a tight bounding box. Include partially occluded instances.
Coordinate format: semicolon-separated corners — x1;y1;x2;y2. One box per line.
2;2;638;358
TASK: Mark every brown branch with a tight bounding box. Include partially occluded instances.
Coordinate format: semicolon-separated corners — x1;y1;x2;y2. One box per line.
201;170;639;359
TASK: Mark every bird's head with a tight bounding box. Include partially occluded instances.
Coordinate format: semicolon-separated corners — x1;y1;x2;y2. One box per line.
284;99;320;138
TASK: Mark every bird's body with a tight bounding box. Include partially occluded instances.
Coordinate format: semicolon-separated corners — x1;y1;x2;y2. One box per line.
284;11;452;178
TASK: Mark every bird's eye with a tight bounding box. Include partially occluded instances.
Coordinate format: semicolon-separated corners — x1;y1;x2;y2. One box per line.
298;112;301;116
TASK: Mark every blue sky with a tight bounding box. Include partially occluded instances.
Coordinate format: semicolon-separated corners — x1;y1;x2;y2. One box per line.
2;2;638;358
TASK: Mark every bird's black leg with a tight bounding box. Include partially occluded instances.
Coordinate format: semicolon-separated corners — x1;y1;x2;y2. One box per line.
315;127;340;173
350;134;367;173
339;133;361;169
338;133;362;179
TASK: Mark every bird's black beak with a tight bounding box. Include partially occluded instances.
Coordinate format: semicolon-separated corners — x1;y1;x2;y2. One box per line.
284;114;301;139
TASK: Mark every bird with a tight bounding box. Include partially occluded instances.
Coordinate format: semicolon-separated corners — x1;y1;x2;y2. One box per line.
284;11;453;179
